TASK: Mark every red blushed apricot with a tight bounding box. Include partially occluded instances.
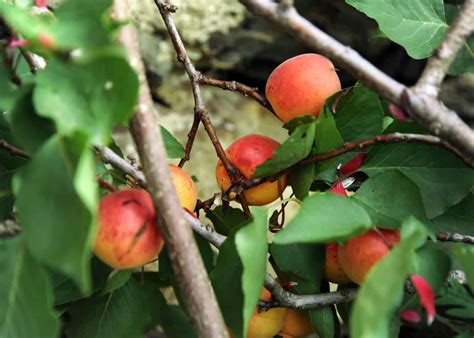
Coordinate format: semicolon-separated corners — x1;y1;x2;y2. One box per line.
266;53;341;123
323;243;351;285
215;134;287;206
169;164;197;212
337;229;400;285
279;308;314;337
94;189;164;269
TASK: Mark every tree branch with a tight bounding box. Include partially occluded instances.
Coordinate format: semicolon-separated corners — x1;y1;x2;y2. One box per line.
197;74;275;115
0;139;30;159
436;232;474;245
154;0;251;217
113;1;227;337
417;0;474;96
238;0;474;164
227;132;473;198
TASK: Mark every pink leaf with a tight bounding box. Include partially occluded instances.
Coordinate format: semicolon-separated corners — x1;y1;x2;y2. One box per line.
388;104;409;121
411;275;436;325
338;153;367;175
329;181;348;197
35;0;48;8
400;310;421;324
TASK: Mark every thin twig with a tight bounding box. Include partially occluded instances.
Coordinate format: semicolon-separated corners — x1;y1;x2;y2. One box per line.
238;0;474;163
198;74;275;115
0;139;30;159
436;232;474;245
155;0;251;217
1;46;21;85
227;132;473;198
114;1;227;337
178;114;200;167
417;0;474;96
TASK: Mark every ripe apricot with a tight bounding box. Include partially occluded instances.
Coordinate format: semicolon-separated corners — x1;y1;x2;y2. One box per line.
337;229;400;284
169;164;197;211
247;288;287;338
215;134;286;206
279;308;314;337
94;189;164;269
266;53;341;123
323;243;351;285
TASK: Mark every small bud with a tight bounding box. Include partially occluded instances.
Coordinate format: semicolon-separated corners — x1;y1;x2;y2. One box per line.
8;39;29;48
400;309;421;324
388;104;409;121
35;0;48;8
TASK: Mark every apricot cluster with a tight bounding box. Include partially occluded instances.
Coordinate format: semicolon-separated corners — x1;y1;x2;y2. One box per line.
215;53;340;206
94;165;197;269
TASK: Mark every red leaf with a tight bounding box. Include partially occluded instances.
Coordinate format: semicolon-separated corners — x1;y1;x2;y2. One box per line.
329;181;348;197
400;310;421;324
411;275;436;325
388;104;409;121
338;153;367;175
35;0;48;8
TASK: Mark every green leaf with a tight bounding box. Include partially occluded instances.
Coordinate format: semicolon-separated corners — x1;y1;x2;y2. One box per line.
346;0;448;59
65;274;164;338
206;205;247;236
15;135;97;292
0;56;19;113
288;163;315;200
195;233;215;273
309;305;340;338
334;83;384;141
432;194;474;235
235;208;269;337
211;209;268;338
99;270;132;295
314;108;343;154
33;56;139;145
270;243;324;284
52;0;116;51
273;192;372;244
51;257;111;306
412;244;451;292
211;237;244;337
254;122;315;178
353;171;433;228
350;217;428;338
8;85;55;153
0;3;55;54
362;143;474;219
160;304;198;338
451;245;474;291
160;125;185;159
436;278;474;320
0;237;59;338
313;108;345;182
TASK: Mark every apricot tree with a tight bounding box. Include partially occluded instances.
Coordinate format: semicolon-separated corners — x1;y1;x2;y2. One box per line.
0;0;473;338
